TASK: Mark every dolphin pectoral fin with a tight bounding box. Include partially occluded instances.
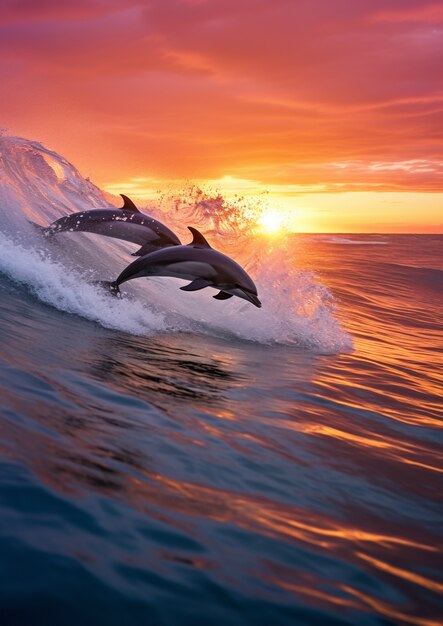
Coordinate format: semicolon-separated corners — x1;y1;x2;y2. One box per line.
187;227;212;248
180;278;212;292
132;238;176;256
213;291;233;300
132;243;157;256
119;194;140;213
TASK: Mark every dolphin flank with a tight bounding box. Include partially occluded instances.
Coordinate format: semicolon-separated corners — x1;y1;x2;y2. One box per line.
37;194;181;254
104;227;261;308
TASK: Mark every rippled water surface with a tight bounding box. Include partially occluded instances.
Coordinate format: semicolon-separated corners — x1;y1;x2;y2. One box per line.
0;138;442;626
1;234;442;626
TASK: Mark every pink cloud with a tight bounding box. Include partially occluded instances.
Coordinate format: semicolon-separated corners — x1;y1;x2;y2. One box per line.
370;3;443;23
0;0;441;195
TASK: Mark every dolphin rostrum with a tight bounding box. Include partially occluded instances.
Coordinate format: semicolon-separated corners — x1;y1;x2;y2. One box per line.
104;227;261;308
39;194;181;255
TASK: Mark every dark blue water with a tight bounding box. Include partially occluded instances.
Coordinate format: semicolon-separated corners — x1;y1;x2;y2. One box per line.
1;230;442;626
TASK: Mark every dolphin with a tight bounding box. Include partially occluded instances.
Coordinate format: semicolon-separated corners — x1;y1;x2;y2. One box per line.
38;194;181;255
104;227;261;308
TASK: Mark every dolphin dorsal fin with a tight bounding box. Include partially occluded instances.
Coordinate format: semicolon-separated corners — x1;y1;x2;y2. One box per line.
119;194;140;213
187;226;211;248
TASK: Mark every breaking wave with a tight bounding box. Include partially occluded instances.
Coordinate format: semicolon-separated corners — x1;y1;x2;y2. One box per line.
0;135;352;353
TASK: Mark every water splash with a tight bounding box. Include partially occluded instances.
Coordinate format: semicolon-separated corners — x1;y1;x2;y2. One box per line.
0;135;352;353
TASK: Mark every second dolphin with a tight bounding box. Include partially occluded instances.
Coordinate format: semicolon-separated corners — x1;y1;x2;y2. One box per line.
40;194;181;255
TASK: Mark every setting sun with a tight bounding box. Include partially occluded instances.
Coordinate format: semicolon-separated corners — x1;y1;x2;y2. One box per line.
258;210;284;234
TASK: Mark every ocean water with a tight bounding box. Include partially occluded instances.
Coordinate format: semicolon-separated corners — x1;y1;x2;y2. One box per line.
0;137;442;626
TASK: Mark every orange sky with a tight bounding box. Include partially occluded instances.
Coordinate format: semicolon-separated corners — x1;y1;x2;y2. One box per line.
1;0;442;232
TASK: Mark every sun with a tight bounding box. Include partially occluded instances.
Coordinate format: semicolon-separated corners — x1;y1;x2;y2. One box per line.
258;210;284;234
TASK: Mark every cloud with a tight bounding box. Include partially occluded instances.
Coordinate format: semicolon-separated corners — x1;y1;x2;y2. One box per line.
0;0;441;200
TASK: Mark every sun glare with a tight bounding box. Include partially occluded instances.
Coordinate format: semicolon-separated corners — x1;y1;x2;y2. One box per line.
258;210;284;234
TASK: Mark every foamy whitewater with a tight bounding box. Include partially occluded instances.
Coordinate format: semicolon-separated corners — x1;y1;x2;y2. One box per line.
1;136;442;626
0;136;351;352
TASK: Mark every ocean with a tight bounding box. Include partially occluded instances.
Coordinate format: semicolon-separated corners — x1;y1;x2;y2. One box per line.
0;137;442;625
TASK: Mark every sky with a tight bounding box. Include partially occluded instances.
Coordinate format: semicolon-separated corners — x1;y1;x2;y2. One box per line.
1;0;442;232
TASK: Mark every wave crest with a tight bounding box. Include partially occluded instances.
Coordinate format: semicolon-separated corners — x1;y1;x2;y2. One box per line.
0;135;352;353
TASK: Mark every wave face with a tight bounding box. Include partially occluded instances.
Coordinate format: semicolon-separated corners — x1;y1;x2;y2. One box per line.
0;135;351;353
1;136;442;626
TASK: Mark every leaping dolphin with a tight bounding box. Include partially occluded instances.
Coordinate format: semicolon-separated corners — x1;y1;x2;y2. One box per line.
38;194;181;255
104;227;261;308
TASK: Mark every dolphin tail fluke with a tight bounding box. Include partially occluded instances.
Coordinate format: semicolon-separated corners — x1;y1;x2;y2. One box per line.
95;280;121;297
28;220;52;237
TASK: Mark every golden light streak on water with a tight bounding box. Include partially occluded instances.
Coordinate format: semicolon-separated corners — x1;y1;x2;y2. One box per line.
341;585;443;626
271;580;361;609
356;553;443;594
126;474;438;553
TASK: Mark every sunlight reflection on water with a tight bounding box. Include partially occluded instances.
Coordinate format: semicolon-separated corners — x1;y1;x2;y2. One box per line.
0;141;442;626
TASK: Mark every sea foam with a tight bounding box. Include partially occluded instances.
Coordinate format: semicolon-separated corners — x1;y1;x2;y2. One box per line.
0;135;352;353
